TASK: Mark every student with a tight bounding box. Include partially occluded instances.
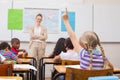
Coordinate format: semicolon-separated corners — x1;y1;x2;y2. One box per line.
47;37;66;58
62;8;112;69
53;38;80;62
0;42;22;63
11;38;28;57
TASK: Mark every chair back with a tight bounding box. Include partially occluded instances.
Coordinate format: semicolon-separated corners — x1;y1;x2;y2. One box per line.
65;67;113;80
0;63;13;76
61;60;80;65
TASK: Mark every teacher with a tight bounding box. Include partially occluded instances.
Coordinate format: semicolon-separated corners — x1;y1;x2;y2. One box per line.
29;13;47;61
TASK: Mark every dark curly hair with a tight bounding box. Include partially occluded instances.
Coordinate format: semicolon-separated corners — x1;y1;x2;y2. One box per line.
0;42;11;50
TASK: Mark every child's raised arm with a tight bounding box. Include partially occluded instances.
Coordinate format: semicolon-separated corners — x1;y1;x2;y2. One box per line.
62;8;81;53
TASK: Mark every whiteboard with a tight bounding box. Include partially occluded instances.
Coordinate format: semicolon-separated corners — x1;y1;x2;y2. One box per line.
0;0;12;41
12;0;92;42
94;5;120;42
23;8;60;33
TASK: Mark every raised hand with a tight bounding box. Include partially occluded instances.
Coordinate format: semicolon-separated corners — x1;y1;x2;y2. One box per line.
62;8;68;21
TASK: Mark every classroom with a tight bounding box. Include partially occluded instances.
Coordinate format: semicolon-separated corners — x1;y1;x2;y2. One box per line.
0;0;120;80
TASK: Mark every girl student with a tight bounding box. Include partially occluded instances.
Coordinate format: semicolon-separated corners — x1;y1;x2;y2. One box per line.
47;37;66;58
62;8;113;69
53;37;80;62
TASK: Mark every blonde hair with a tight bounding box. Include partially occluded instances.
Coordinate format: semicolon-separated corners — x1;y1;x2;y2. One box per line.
79;31;107;69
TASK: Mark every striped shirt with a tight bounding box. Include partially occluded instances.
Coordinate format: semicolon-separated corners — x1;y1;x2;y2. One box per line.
80;48;104;69
0;50;18;60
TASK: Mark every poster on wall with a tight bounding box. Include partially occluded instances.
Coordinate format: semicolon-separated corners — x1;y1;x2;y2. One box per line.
23;8;60;33
8;9;23;30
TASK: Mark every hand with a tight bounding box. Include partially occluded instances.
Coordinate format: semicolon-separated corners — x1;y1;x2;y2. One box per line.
62;8;68;21
17;58;23;64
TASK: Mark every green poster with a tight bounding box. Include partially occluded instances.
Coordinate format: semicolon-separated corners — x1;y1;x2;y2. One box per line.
8;9;23;30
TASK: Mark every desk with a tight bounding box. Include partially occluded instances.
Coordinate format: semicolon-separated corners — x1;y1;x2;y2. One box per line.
39;58;61;80
0;76;22;80
54;65;80;73
53;65;120;79
25;56;37;68
21;59;31;64
13;64;37;80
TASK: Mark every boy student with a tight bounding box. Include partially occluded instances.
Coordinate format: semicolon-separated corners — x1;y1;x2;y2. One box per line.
53;37;80;62
10;38;28;57
0;42;22;64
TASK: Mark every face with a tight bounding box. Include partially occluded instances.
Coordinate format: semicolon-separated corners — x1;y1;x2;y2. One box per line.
36;16;42;24
12;41;20;49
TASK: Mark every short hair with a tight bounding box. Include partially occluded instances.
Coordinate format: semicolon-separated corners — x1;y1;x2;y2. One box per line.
0;42;11;50
11;38;20;44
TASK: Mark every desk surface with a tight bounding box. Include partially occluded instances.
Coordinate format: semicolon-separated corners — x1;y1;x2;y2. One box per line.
21;59;31;64
54;65;120;74
0;76;22;80
44;58;61;64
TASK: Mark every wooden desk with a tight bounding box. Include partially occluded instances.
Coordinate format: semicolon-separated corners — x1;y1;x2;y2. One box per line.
39;58;61;80
13;64;37;80
54;65;120;80
24;56;37;68
21;59;31;64
0;76;22;80
54;65;120;77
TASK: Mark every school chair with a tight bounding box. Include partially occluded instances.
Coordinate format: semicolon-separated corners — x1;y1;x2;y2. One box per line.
61;59;80;65
52;60;80;80
65;67;113;80
0;63;13;76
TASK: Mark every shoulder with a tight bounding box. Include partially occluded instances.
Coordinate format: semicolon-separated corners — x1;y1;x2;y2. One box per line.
41;26;47;30
79;48;89;57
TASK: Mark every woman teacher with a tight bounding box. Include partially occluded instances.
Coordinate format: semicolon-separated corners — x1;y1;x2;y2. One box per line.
29;13;47;61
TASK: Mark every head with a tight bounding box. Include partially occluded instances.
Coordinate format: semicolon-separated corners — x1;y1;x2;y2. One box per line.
79;31;99;50
0;42;11;51
64;38;74;50
53;38;66;55
11;38;20;49
35;13;43;25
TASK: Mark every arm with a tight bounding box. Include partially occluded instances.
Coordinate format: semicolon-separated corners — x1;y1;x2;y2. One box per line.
30;27;47;41
53;55;61;62
29;27;39;40
37;28;47;40
62;8;82;53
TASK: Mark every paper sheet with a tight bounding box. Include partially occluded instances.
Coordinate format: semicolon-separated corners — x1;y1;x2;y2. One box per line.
14;64;37;71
